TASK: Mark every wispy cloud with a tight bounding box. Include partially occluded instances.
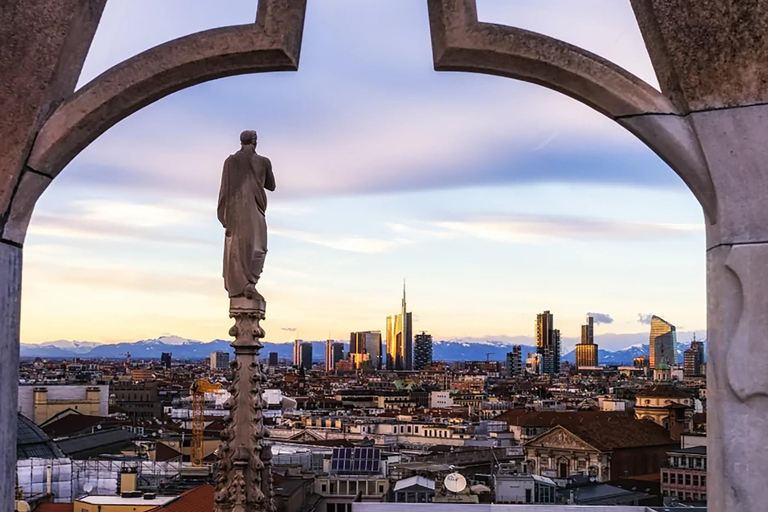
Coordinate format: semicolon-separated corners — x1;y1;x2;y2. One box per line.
587;312;614;325
637;313;655;325
434;215;702;244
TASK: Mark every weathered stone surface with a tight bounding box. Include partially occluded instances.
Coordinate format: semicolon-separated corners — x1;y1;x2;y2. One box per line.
706;242;768;512
27;0;307;179
617;114;715;222
0;0;105;218
2;170;52;245
688;104;768;249
0;243;21;509
427;0;678;118
631;0;768;112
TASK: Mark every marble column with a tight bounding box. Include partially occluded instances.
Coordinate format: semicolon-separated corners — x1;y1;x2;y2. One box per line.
214;298;274;512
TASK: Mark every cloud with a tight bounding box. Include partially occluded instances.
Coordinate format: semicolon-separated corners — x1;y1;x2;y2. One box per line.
587;312;614;325
637;313;654;325
434;215;702;244
281;327;297;332
270;227;409;254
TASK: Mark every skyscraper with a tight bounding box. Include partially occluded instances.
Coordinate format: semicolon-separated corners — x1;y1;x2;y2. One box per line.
268;352;278;366
575;316;599;368
649;315;677;368
536;310;561;374
160;352;172;369
350;331;382;370
413;331;433;370
293;339;302;366
332;343;345;370
684;336;705;377
506;345;522;377
386;282;413;370
325;340;335;371
299;342;313;370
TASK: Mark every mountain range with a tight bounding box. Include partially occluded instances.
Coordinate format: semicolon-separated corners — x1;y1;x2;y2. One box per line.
20;334;704;365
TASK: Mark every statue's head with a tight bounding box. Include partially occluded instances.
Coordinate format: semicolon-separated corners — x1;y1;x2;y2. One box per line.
239;130;258;148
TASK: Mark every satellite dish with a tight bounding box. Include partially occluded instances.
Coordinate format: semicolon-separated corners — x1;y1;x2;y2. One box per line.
444;472;467;493
15;500;30;512
84;482;94;494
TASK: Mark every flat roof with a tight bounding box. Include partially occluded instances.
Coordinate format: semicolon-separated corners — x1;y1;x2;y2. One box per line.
76;495;176;506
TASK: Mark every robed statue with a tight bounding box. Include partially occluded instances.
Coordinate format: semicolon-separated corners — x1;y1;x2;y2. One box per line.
218;130;276;301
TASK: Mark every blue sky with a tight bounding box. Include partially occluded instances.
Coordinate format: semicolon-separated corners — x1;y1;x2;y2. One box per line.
20;0;706;350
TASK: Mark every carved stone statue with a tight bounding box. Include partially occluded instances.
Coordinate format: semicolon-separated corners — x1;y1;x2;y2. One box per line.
218;130;276;301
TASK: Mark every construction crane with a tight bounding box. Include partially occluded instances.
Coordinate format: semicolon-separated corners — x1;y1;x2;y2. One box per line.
190;379;222;466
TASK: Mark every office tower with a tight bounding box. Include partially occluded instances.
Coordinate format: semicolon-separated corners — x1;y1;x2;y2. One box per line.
386;282;413;370
332;343;345;369
350;331;382;370
325;340;335;371
414;332;433;370
536;310;561;374
160;352;172;369
293;339;302;366
210;351;230;370
574;316;599;368
298;342;313;370
684;336;705;376
634;356;649;368
649;316;677;368
506;345;523;377
268;352;278;366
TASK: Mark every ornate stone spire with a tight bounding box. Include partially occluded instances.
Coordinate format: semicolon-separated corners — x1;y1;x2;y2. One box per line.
214;297;274;512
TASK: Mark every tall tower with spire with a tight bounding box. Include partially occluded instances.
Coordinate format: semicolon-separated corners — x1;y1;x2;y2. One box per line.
386;280;413;370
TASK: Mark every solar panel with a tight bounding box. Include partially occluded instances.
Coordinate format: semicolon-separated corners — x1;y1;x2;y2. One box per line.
330;446;382;474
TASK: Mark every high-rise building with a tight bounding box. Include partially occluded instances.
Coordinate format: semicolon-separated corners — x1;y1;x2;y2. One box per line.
298;342;313;370
350;331;382;370
386;282;413;370
536;310;561;374
684;336;705;377
574;316;599;368
414;332;433;370
293;339;302;366
210;351;230;370
325;340;335;371
332;342;344;369
506;345;523;377
649;316;677;368
160;352;172;369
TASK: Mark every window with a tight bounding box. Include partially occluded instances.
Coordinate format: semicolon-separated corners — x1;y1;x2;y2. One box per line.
670;473;676;484
701;475;706;486
686;474;691;486
693;474;699;486
321;484;327;493
663;472;668;483
378;484;384;493
414;426;419;433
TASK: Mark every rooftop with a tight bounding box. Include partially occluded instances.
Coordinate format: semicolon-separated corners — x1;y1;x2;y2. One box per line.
17;413;65;459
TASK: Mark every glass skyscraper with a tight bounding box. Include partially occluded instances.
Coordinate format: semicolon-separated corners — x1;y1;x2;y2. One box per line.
386;283;412;370
536;310;561;374
649;315;677;368
575;316;599;368
350;331;382;370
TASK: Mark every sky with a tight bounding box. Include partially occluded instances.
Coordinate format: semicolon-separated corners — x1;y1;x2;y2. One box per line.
20;0;707;350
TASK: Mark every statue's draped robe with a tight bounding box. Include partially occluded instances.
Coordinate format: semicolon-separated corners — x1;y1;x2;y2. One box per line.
218;147;273;298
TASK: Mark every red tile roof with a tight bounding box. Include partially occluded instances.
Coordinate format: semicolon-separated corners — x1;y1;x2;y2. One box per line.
146;484;213;512
33;504;74;512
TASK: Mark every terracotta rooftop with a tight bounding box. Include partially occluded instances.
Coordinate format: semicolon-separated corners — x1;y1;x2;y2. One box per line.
636;384;692;399
146;484;213;512
32;504;74;512
495;409;631;428
529;416;676;452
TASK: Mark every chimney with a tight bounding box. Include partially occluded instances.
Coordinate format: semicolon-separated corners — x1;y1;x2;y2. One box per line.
120;468;138;493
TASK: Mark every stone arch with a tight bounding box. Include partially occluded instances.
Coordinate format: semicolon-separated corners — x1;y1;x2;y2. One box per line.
426;0;716;221
1;0;307;246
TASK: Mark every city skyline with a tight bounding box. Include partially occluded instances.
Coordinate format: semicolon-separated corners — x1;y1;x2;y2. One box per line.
19;0;706;345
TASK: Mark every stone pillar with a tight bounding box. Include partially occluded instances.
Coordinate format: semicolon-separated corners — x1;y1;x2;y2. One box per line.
0;243;21;509
694;103;768;512
214;298;274;512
